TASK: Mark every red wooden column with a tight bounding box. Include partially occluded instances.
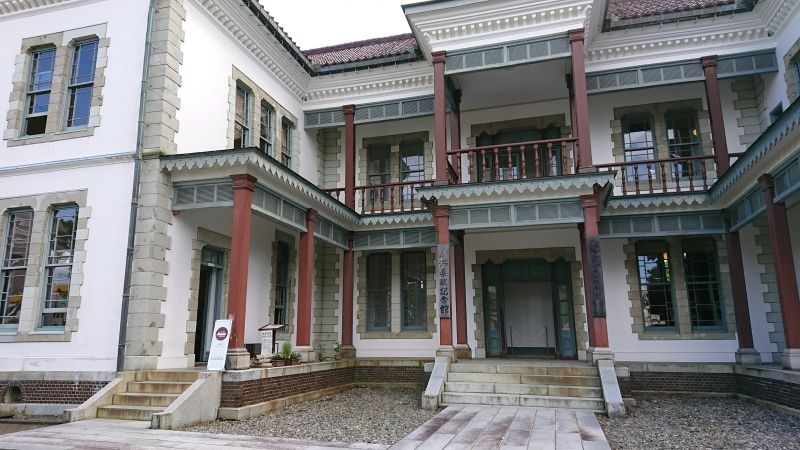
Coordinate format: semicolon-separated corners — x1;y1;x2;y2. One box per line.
569;29;593;172
723;215;760;364
702;56;731;176
227;174;257;370
453;231;470;358
340;234;355;358
433;51;448;184
580;195;610;356
760;175;800;369
433;202;454;355
343;105;356;209
296;209;317;355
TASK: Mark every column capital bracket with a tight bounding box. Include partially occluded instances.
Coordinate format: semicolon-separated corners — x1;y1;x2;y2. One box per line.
231;173;257;191
701;55;718;68
306;208;318;224
432;50;447;64
343;104;355;115
568;28;585;43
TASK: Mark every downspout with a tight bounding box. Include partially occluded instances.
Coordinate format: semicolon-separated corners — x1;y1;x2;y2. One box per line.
117;0;158;373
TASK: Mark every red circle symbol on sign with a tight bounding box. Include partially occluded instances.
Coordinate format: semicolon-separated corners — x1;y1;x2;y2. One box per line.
215;327;229;341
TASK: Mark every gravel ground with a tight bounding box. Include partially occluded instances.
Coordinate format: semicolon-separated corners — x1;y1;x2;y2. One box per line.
599;395;800;450
186;387;436;445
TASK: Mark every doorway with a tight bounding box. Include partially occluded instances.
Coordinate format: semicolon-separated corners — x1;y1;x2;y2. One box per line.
482;258;576;358
195;246;225;363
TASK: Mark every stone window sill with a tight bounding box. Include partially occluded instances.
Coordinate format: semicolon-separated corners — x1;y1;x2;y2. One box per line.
6;127;95;147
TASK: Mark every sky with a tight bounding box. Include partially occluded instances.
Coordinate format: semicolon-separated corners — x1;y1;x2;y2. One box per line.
258;0;428;50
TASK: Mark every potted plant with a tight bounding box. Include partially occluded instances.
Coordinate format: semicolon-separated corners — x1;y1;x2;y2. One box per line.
290;351;302;365
333;341;342;360
271;352;285;367
280;341;294;364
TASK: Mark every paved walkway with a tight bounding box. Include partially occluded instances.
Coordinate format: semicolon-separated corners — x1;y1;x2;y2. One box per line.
0;406;611;450
390;406;610;450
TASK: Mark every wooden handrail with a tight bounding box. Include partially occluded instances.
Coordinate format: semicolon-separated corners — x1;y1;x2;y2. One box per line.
446;137;578;155
596;155;718;196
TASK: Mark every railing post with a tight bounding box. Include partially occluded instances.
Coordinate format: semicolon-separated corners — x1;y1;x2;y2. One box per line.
343;105;356;209
433;51;448;185
702;56;730;176
570;29;593;173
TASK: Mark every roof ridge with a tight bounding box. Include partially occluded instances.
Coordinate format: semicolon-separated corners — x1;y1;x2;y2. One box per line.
303;33;416;55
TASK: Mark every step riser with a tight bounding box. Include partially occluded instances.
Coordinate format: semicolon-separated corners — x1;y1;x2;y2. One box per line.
444;382;602;398
447;373;600;387
126;382;192;394
440;393;604;411
97;407;157;421
134;371;199;383
449;364;598;377
113;394;178;407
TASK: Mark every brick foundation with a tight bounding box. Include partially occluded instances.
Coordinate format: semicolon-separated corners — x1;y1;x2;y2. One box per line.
618;371;736;396
0;380;107;404
354;365;430;385
221;367;354;408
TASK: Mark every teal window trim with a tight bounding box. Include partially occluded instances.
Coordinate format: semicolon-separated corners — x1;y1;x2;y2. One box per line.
635;240;678;331
366;252;391;332
682;238;725;331
40;204;78;329
400;251;427;331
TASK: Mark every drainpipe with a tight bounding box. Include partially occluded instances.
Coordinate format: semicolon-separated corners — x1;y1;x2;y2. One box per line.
116;0;157;373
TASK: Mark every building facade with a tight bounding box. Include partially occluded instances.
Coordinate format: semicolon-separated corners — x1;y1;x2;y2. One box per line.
1;0;800;415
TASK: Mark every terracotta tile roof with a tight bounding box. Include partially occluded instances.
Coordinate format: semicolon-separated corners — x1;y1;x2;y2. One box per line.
304;34;419;67
606;0;735;20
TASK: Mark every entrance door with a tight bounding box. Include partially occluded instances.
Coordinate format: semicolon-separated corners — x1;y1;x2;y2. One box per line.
195;247;224;363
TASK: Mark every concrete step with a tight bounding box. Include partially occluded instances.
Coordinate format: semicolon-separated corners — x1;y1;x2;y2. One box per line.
443;382;603;398
96;405;163;421
112;392;180;407
449;363;598;377
447;372;600;387
133;371;200;383
440;392;605;411
126;381;193;394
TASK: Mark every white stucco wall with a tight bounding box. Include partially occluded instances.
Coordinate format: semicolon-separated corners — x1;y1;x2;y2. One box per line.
762;7;800;115
0;0;147;166
0;162;134;372
176;1;317;183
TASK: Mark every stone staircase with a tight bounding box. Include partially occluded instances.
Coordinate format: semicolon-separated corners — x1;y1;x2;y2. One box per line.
97;371;199;421
441;361;605;412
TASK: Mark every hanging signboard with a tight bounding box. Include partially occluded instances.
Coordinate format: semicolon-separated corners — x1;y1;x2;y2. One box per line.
258;323;285;357
207;319;232;371
437;244;451;319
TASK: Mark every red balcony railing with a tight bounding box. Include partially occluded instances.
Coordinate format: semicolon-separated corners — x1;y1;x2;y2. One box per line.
446;137;578;184
596;155;718;196
324;180;434;214
326;187;345;203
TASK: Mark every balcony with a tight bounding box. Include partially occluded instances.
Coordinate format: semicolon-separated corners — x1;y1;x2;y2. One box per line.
596;155;719;196
326;179;434;215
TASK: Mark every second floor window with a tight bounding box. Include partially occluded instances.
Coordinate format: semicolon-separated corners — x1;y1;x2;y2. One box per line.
621;114;656;182
400;140;424;200
1;209;33;328
234;85;251;148
259;101;274;155
25;47;56;136
367;143;391;204
636;241;675;330
665;109;702;179
41;205;78;328
280;119;293;167
366;253;391;331
66;40;98;129
274;241;289;325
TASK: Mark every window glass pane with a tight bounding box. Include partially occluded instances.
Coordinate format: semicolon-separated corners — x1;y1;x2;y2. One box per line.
636;241;675;328
274;241;289;325
1;209;33;326
28;93;50;115
67;85;93;128
665;109;703;179
281;121;293;166
0;270;25;325
401;252;426;330
70;41;97;85
367;253;391;331
260;103;273;154
29;48;55;92
48;207;77;264
683;239;723;328
235;86;250;147
622;115;656;182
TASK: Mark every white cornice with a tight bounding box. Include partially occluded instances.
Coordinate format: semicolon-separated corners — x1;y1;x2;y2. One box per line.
408;0;593;55
0;0;104;22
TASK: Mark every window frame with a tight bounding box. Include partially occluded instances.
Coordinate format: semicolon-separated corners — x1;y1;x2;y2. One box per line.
273;240;289;326
621;113;657;183
664;108;703;180
40;204;79;330
400;251;427;331
366;252;392;332
635;240;678;331
65;39;99;130
0;208;34;330
24;46;57;137
681;238;725;331
234;83;252;148
280;118;294;167
259;100;274;155
399;140;425;201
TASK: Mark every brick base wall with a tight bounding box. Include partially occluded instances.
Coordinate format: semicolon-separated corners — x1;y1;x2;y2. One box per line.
221;367;355;408
355;365;430;385
0;380;107;404
618;372;736;396
735;374;800;411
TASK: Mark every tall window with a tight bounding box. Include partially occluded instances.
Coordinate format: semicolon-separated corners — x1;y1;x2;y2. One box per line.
259;101;274;155
399;140;424;200
366;253;391;331
682;239;724;329
280;119;293;167
621;114;656;182
41;205;78;328
401;251;426;330
234;84;251;148
1;209;33;327
273;241;289;325
367;143;391;204
665;109;701;179
66;40;98;128
25;47;56;136
792;55;800;97
635;241;675;329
